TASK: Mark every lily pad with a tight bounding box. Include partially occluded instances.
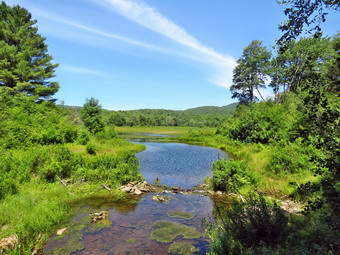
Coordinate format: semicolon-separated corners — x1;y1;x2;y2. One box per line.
167;211;195;220
168;242;200;255
150;221;201;243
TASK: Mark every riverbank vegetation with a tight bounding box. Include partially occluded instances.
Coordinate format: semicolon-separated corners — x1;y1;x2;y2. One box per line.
0;0;339;254
200;2;339;252
0;2;145;253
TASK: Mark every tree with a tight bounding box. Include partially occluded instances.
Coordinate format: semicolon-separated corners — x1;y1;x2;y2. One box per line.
81;98;104;134
0;1;59;100
230;40;271;104
278;0;340;47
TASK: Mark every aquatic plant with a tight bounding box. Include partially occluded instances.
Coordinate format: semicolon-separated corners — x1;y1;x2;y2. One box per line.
150;221;201;243
167;211;195;220
168;242;200;255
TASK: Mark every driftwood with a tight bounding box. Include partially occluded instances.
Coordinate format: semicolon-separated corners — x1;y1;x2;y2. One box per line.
101;184;112;193
56;175;76;196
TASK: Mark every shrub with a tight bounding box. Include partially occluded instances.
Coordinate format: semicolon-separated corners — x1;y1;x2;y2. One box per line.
206;193;289;254
212;160;257;193
86;143;96;155
218;99;300;144
266;141;317;174
77;128;90;145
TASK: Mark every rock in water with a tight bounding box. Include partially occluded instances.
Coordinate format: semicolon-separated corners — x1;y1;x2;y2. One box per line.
152;195;170;202
90;211;109;223
57;228;68;236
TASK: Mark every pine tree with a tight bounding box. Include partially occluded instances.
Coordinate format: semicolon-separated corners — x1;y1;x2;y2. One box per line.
230;40;270;104
81;98;104;134
0;1;59;100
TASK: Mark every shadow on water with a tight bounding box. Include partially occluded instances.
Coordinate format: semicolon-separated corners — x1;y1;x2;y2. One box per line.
45;133;230;255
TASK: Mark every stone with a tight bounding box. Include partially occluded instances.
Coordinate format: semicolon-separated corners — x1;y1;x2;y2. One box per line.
152;195;170;202
121;186;132;193
57;227;68;236
0;235;18;252
90;211;109;223
133;188;143;195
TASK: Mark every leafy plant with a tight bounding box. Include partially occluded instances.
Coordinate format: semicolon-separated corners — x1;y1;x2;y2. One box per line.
212;160;257;193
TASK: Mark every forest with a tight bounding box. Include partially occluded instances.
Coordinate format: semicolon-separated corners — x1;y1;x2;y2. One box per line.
0;0;339;254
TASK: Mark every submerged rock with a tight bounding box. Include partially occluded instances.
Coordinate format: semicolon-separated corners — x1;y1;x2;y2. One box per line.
167;211;195;220
150;221;201;243
152;195;170;202
90;211;109;223
57;227;68;236
0;235;18;252
168;242;200;255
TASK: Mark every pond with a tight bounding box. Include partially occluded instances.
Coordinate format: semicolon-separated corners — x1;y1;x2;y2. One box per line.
136;141;227;189
45;134;228;255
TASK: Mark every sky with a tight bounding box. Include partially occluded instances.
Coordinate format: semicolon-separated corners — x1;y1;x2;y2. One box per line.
5;0;340;110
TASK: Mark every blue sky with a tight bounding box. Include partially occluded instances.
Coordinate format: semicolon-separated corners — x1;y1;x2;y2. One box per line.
6;0;339;110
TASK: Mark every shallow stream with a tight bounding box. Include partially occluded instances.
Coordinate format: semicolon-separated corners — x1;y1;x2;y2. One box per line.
45;134;228;255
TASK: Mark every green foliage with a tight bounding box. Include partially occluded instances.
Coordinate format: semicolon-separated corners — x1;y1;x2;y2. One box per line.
0;181;71;254
206;194;289;254
265;141;318;174
0;91;78;149
102;103;237;128
231;40;271;104
0;1;59;100
73;151;143;187
212;160;257;193
81;98;104;134
278;0;340;46
86;143;96;155
76;128;90;145
218;100;298;144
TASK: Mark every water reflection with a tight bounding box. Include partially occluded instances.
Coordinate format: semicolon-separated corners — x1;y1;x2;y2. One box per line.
136;142;227;189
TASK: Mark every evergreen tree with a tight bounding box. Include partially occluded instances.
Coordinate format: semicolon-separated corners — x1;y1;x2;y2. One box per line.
81;98;104;134
230;40;270;104
0;1;59;100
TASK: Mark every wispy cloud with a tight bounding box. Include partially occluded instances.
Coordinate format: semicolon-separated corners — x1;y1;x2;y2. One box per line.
101;0;237;87
32;8;161;51
59;65;108;77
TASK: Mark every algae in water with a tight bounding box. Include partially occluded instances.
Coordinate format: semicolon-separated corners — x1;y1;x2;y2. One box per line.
168;242;200;255
167;211;195;220
150;221;201;243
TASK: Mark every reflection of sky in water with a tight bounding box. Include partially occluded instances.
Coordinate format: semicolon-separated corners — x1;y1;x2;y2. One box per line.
136;142;228;188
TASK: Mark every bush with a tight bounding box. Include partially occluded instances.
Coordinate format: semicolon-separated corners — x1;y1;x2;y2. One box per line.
206;193;289;254
218;99;300;144
266;141;317;174
86;143;96;155
77;128;90;145
212;160;257;193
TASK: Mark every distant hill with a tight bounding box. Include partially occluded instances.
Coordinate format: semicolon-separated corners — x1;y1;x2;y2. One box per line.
61;102;238;127
62;102;238;114
184;103;238;115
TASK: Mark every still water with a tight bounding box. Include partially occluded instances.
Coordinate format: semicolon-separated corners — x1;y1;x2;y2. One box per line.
45;136;227;255
136;142;227;188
